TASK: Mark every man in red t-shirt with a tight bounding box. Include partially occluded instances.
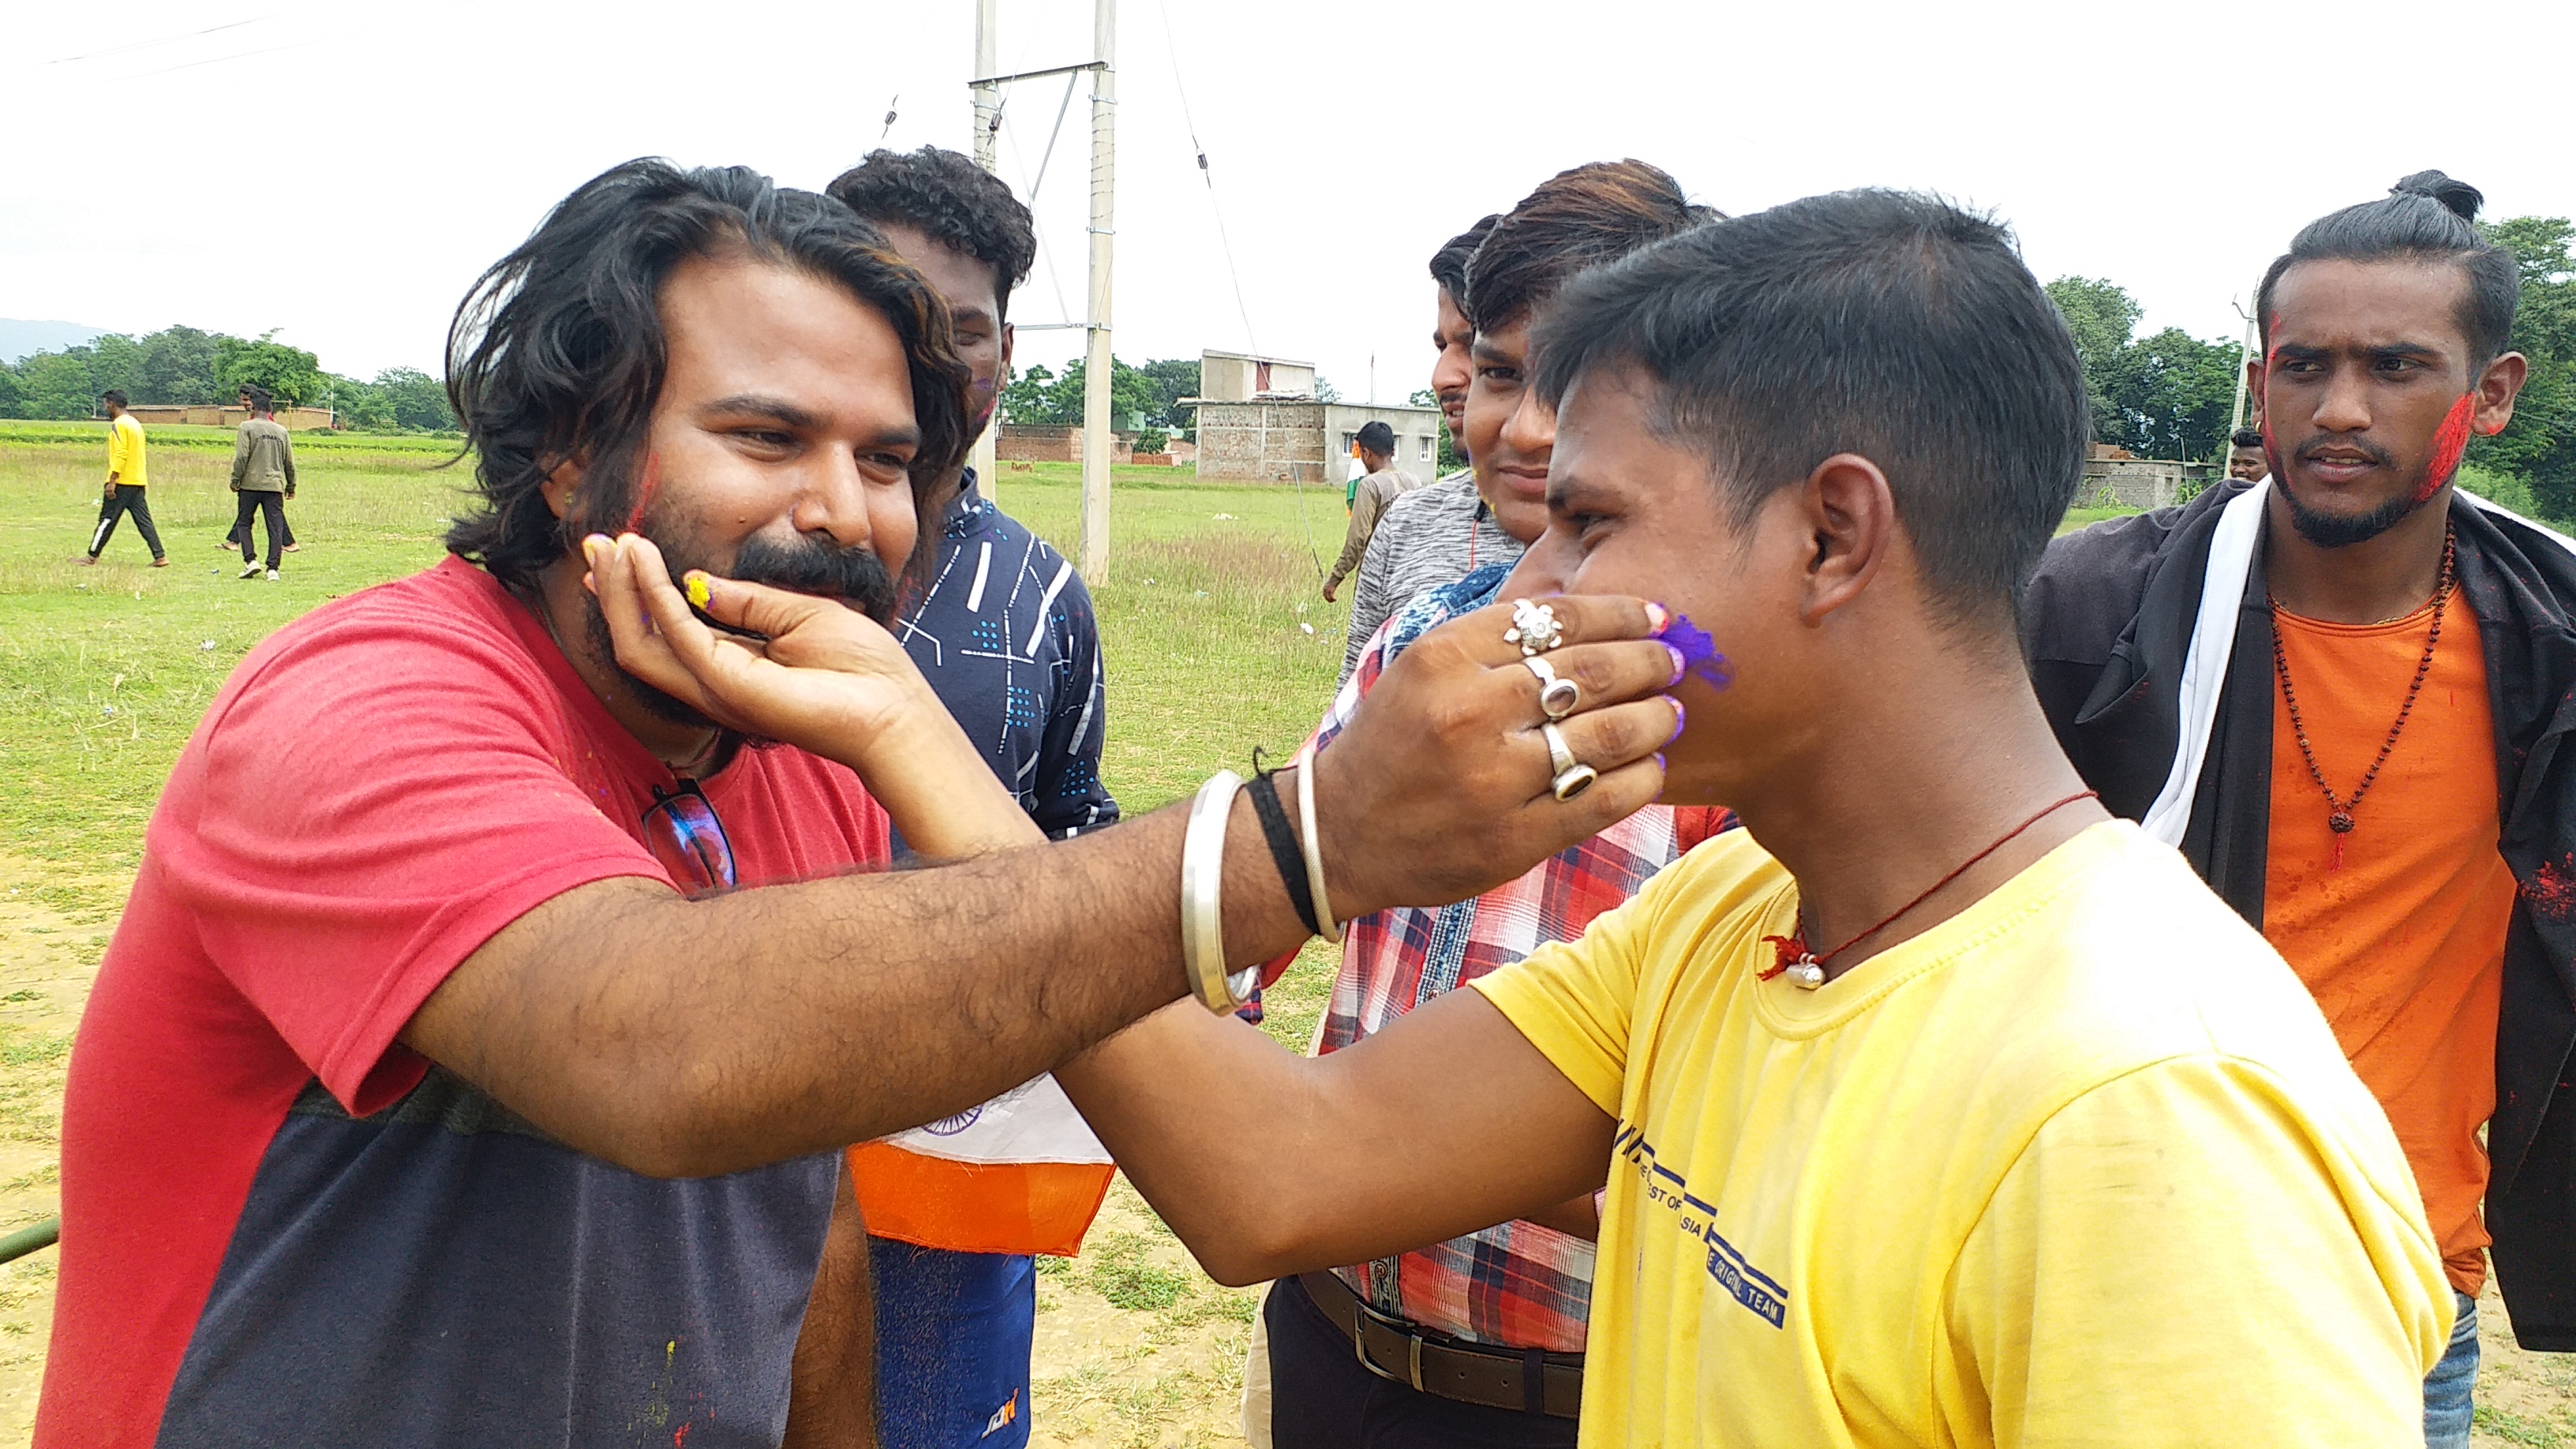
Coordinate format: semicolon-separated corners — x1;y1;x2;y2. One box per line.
39;160;1688;1447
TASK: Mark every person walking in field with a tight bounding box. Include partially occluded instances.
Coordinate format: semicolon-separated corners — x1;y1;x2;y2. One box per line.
223;386;300;555
80;390;167;567
2025;171;2561;1448
1320;421;1421;605
230;387;296;580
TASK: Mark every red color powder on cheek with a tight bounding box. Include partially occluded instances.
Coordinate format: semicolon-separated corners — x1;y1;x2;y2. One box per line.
622;452;663;534
2415;394;2477;504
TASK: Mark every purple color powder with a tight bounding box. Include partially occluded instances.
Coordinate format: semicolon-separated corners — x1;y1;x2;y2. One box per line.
1664;612;1732;688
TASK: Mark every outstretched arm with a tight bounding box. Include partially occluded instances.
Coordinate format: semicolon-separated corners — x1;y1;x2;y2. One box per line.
1058;988;1614;1286
402;535;1683;1180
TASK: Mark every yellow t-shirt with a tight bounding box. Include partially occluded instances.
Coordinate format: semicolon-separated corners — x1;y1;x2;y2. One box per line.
107;413;148;488
1473;820;2450;1447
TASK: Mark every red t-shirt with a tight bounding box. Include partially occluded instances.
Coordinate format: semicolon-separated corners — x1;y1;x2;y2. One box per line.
40;556;890;1447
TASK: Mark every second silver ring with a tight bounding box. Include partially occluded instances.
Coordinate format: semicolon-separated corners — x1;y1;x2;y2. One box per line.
1522;655;1582;721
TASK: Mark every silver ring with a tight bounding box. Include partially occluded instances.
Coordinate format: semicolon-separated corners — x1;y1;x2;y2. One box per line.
1540;721;1597;799
1522;656;1582;721
1503;598;1563;656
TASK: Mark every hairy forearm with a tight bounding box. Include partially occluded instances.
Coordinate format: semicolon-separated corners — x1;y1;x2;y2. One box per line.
785;1165;876;1447
412;794;1312;1178
1058;992;1613;1286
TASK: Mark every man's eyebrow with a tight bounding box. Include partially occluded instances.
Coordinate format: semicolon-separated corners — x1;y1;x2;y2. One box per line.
2364;341;2446;362
700;394;823;429
1471;339;1516;364
948;304;996;328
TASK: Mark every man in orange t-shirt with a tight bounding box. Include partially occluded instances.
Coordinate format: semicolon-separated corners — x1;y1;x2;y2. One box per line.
2026;170;2563;1449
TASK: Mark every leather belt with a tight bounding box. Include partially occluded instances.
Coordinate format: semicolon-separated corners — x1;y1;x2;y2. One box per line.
1295;1271;1582;1419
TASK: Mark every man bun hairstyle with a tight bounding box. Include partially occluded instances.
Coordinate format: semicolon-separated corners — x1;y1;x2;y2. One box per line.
826;147;1037;325
1355;420;1396;456
2231;427;2266;450
1465;160;1720;333
99;390;128;410
1428;215;1500;305
1532;190;2091;637
2256;169;2521;365
444;157;972;595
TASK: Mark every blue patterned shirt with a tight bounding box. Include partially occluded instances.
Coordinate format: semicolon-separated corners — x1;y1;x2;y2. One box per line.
896;472;1118;839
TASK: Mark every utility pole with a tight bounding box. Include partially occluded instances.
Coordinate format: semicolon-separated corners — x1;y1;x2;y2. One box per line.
1079;0;1117;580
2227;297;2258;440
970;0;1002;511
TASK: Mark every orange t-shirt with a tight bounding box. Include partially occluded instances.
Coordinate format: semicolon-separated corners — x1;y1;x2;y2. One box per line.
2265;597;2511;1295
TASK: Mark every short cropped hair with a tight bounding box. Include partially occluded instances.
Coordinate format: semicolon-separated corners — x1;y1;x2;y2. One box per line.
444;158;971;593
1355;421;1396;455
2231;427;2266;450
1466;161;1717;333
1428;215;1500;305
827;147;1037;325
2257;170;2520;366
1533;190;2091;635
100;390;128;410
245;386;274;414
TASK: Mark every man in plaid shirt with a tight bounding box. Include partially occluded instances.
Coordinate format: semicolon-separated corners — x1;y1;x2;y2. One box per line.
1251;159;1723;1448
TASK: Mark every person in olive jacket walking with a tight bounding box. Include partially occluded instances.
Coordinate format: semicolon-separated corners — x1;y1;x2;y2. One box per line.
230;388;296;580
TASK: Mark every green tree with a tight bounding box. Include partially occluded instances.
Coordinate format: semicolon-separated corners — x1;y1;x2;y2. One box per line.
373;366;457;430
999;357;1163;430
139;326;224;404
2477;216;2576;518
0;363;24;419
215;331;326;407
20;351;99;418
1133;357;1202;436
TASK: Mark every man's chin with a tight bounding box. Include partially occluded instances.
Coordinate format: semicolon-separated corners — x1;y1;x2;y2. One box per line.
2279;477;2424;549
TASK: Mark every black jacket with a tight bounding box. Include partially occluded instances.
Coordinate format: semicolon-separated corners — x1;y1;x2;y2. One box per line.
2024;480;2576;1349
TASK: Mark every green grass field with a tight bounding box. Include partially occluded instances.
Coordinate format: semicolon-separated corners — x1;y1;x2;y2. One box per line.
2;423;2567;1447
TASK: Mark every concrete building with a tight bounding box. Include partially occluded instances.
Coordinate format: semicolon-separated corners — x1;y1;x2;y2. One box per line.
123;403;336;431
1184;350;1441;485
2072;444;2219;511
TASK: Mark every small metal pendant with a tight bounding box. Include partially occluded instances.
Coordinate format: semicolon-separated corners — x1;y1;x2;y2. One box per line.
1787;960;1825;990
2328;810;2356;834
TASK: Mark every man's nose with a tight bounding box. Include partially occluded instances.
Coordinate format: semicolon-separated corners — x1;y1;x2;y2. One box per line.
1501;389;1556;457
2314;368;2374;434
792;450;878;552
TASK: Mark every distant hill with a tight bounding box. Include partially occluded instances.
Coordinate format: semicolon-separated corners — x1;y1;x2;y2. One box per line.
0;319;110;364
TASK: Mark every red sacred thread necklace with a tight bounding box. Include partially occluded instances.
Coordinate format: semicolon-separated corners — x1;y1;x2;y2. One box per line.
2268;522;2456;872
1759;789;2100;989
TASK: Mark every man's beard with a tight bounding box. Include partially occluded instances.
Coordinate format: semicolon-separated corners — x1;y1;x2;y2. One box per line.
580;488;902;733
2273;433;2435;549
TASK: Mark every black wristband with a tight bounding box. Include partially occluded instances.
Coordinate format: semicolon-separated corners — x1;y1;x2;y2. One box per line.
1247;769;1322;938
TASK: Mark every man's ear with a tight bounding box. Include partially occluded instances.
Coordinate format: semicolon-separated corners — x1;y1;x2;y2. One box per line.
540;455;586;522
1795;453;1895;627
2245;356;2267;432
2474;350;2528;437
998;320;1015;376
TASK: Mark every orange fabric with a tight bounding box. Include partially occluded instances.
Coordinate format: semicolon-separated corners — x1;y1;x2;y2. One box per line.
2265;599;2511;1295
848;1142;1114;1259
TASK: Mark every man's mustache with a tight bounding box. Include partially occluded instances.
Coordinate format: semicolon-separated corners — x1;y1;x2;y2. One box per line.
726;534;899;624
2291;434;2394;470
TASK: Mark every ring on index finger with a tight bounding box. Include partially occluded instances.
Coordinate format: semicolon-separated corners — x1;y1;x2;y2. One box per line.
1503;598;1564;656
1541;721;1599;802
1522;656;1582;721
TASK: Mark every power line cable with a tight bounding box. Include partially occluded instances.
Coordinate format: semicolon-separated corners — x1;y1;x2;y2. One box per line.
1155;0;1258;357
42;15;271;66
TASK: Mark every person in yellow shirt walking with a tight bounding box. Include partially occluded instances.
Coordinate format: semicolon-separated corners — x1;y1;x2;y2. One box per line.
82;390;167;567
1058;191;2452;1445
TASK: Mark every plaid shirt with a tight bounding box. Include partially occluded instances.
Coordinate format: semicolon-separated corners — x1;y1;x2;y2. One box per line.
1309;564;1732;1351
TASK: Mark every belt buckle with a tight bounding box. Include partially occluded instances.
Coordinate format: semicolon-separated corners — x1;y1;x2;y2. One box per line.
1351;1299;1428;1391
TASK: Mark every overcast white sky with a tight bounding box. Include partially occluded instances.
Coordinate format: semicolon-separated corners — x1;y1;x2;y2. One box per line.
6;0;2572;400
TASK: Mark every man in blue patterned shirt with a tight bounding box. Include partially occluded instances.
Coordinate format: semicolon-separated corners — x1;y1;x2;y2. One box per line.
829;146;1119;1447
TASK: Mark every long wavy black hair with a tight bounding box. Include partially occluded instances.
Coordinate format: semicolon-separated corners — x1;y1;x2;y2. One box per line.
444;158;972;595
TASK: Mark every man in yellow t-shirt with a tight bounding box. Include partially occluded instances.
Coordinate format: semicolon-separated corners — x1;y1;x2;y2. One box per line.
1060;189;2451;1446
83;390;167;567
